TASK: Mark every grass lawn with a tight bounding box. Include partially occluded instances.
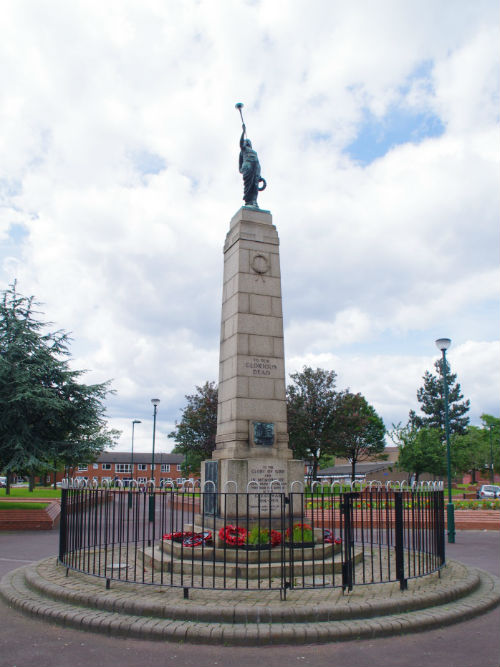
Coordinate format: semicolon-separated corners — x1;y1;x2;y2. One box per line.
0;487;61;499
0;501;50;510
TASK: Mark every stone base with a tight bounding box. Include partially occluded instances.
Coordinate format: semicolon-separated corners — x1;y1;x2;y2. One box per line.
201;457;304;519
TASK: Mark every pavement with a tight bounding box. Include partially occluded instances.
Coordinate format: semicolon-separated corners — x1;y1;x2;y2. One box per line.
0;529;499;667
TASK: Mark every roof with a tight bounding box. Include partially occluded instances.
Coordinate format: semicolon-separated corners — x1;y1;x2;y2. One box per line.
333;447;398;465
318;462;391;476
96;451;185;464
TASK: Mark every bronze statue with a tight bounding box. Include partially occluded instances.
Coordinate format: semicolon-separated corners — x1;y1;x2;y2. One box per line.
236;103;266;207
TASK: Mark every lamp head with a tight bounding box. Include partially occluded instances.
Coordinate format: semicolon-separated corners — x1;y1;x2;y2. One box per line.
235;102;244;110
435;338;451;352
132;419;141;425
151;398;160;407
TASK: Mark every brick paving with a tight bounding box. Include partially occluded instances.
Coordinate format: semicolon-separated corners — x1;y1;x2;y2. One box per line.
1;546;499;645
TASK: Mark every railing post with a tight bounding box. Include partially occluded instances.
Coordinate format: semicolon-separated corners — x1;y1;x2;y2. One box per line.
394;492;407;590
341;492;357;592
434;489;446;566
59;488;67;562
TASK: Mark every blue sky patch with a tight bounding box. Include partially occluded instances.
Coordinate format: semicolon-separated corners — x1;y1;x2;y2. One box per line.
130;150;166;176
345;106;445;165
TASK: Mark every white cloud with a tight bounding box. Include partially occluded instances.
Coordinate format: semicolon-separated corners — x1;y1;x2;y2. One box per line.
0;0;498;452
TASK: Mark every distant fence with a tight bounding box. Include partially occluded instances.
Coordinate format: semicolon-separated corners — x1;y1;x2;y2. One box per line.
59;480;445;598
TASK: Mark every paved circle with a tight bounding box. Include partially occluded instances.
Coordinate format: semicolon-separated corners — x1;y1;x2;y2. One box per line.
1;553;499;645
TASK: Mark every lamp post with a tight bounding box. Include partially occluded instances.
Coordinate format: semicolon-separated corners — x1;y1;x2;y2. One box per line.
128;419;141;509
131;419;141;480
149;399;160;522
435;338;455;544
489;425;494;484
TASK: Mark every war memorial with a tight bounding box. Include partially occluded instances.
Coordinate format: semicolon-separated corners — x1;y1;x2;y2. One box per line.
1;106;499;644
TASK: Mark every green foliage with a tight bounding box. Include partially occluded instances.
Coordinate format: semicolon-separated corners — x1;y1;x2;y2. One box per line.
394;426;445;482
287;523;314;543
0;283;118;480
409;359;470;435
247;526;270;545
287;367;343;481
452;414;499;479
333;393;386;481
168;381;218;475
451;426;489;477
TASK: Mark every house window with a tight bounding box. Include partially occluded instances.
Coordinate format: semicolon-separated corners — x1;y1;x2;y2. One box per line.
102;463;111;471
137;464;147;471
78;465;88;472
161;464;170;473
115;463;132;473
93;463;98;469
137;477;147;484
176;464;181;472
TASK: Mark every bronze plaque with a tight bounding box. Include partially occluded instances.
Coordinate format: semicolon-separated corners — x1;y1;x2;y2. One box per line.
253;421;275;446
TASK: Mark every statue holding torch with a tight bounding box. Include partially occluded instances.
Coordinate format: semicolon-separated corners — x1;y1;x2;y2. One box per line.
235;103;266;208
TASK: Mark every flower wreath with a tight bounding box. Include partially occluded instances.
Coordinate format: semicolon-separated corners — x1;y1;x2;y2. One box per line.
219;524;248;546
162;530;212;547
268;529;282;547
323;529;342;544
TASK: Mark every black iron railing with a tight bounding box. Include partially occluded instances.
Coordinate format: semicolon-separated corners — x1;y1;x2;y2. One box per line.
59;481;445;597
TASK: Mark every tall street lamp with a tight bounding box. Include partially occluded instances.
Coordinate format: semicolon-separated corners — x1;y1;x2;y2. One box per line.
151;399;160;481
128;419;141;509
131;419;141;480
489;424;494;484
149;399;160;523
435;337;455;544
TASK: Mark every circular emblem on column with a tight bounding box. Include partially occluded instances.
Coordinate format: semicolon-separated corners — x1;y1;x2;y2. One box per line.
251;254;270;274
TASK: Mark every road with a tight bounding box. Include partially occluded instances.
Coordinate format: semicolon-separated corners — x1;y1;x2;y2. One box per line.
0;529;498;667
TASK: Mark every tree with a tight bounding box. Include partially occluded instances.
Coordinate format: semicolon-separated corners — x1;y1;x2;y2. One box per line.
287;367;343;482
409;359;470;436
0;282;118;491
480;414;500;478
333;392;386;481
168;381;218;475
451;427;489;482
393;426;445;482
452;414;500;482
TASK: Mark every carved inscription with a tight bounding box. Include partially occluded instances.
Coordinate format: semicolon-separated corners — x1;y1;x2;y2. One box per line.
238;356;283;378
248;461;286;512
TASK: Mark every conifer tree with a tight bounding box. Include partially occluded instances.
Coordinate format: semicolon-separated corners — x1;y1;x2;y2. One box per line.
409;359;470;436
0;282;118;487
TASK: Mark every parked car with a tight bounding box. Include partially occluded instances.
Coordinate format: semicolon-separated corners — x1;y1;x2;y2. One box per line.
476;484;500;499
0;476;7;488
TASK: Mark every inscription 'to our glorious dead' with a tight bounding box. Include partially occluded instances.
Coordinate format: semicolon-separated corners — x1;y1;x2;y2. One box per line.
240;356;281;377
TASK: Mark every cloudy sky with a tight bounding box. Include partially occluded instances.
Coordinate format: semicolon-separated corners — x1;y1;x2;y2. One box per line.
1;0;498;454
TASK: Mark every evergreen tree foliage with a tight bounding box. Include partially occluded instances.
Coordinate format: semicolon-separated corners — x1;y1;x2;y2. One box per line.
0;282;118;482
286;367;343;481
409;358;470;436
168;381;218;475
333;392;386;481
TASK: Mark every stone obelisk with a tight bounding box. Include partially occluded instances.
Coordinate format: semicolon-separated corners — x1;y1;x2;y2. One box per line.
201;105;303;518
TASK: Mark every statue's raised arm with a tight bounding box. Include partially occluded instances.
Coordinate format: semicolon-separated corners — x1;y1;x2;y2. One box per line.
235;103;266;208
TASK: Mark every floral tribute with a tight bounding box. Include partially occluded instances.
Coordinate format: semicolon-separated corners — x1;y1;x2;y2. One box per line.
218;524;248;546
323;529;342;545
285;522;314;542
268;529;282;547
162;530;212;547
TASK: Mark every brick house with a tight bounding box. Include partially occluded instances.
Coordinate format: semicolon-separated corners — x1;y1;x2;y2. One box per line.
66;451;192;486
